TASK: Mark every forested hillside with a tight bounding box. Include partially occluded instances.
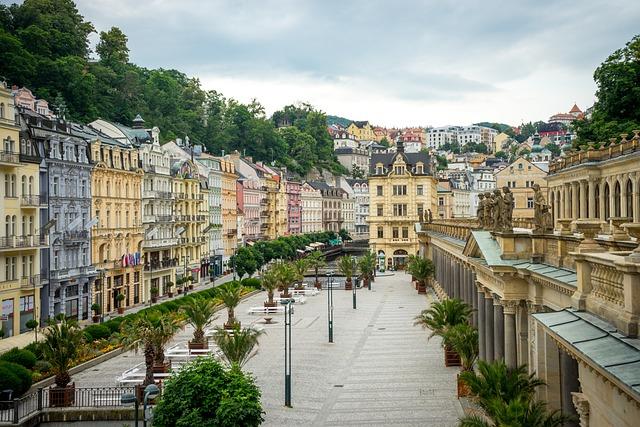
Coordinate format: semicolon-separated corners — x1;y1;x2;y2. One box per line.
0;0;343;176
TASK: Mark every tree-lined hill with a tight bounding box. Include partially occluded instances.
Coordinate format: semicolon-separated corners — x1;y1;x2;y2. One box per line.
0;0;343;176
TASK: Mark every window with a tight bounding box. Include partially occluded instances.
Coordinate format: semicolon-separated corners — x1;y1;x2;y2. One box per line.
377;226;383;239
416;164;424;174
376;186;383;196
527;197;534;209
417;185;423;196
394;165;405;175
53;177;59;196
417;203;424;218
393;204;407;216
392;185;407;196
518;163;523;170
392;227;399;238
377;204;383;216
402;227;409;239
81;179;87;197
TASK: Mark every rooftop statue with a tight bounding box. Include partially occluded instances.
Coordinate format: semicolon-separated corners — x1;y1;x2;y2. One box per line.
502;186;514;232
533;183;552;233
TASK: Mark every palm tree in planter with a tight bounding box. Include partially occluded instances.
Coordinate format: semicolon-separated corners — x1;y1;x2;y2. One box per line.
337;255;355;290
261;268;279;307
414;298;472;366
152;313;182;373
357;252;376;288
150;286;159;303
176;278;184;294
166;281;174;297
42;317;84;406
306;250;326;289
182;298;218;350
120;313;158;386
218;283;243;329
212;325;265;368
406;255;435;294
443;323;478;397
292;258;308;290
275;262;297;298
91;304;101;323
116;293;126;314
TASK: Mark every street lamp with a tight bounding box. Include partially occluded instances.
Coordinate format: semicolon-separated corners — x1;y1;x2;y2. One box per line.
326;271;334;343
99;269;105;323
284;300;292;407
183;255;189;296
143;384;160;427
120;393;139;427
352;257;357;310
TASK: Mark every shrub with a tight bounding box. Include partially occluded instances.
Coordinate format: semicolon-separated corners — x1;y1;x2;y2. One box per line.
33;360;52;373
0;347;37;370
241;277;261;290
83;324;111;342
22;342;44;360
0;361;33;396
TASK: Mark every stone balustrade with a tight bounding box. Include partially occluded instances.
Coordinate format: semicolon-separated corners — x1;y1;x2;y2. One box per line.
572;251;640;337
424;219;477;241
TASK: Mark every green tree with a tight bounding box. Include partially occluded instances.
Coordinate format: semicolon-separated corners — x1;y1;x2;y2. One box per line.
96;26;129;66
212;326;265;368
218;283;243;328
260;267;279;306
274;261;297;298
546;143;561;157
306;250;326;288
42;317;84;388
153;357;264;427
436;154;448;171
357;252;376;287
495;150;508;160
337;255;355;288
182;298;219;346
406;255;435;290
231;247;258;279
414;298;471;346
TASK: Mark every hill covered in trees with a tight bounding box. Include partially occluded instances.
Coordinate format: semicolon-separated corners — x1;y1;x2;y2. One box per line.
0;0;344;176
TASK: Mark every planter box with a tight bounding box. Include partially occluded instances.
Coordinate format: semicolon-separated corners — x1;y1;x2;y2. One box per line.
177;289;183;294
117;307;124;314
188;341;208;350
457;373;471;397
344;282;353;290
150;296;158;303
315;282;322;290
92;316;100;323
152;361;171;374
224;321;240;330
444;346;461;367
279;292;291;298
264;301;277;308
418;283;427;294
49;383;75;407
167;292;173;298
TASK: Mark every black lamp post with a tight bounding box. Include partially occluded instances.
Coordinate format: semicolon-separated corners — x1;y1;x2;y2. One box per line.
284;300;292;407
352;258;357;309
326;271;334;343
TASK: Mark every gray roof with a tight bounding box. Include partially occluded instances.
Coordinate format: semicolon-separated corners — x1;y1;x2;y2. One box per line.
369;151;431;175
533;309;640;398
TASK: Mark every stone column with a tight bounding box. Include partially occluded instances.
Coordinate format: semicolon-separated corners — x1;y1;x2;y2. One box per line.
598;178;606;220
621;176;628;218
608;176;615;219
579;180;587;218
560;351;580;426
503;301;518;368
471;272;478;327
571;182;579;219
564;183;571;218
559;186;565;219
571;392;590;427
453;260;460;300
517;303;529;367
477;285;486;360
484;291;494;361
494;296;505;361
588;179;596;219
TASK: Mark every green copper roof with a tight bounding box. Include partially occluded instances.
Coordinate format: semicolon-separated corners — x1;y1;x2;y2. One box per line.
533;309;640;397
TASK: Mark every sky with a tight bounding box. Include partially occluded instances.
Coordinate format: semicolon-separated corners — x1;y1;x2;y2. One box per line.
16;0;640;127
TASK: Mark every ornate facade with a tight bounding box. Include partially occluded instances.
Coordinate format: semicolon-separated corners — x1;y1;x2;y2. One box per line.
301;182;322;233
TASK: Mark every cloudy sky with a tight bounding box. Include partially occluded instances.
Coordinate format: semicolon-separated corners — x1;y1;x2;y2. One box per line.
46;1;640;126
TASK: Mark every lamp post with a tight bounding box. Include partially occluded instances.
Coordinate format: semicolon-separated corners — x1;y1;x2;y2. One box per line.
120;393;139;427
284;300;292;407
352;257;357;310
326;271;334;343
142;384;160;427
183;255;189;296
99;269;105;323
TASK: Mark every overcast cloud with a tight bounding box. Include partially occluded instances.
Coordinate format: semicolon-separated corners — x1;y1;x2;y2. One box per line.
13;0;640;126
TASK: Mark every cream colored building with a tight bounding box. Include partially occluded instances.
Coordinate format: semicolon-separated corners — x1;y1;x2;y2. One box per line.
368;141;437;269
346;121;375;141
217;157;237;267
301;182;322;233
495;156;548;218
0;82;45;337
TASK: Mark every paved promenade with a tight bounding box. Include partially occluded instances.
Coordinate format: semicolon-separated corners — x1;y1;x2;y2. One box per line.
72;271;463;426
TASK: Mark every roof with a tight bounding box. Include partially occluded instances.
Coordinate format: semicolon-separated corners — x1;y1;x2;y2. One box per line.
569;103;582;113
350;121;370;128
369;150;431;175
533;309;640;399
334;147;367;155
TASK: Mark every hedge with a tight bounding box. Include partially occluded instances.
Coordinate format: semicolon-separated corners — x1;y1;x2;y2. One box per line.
0;361;33;396
83;324;111;342
0;347;37;370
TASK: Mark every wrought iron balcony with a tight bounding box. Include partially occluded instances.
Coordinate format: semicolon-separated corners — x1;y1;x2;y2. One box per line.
0;150;19;165
21;195;47;206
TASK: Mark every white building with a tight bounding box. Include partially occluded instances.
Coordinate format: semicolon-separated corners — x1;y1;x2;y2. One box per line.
471;167;496;192
427;126;459;149
345;179;369;239
333;132;359;150
300;182;322;233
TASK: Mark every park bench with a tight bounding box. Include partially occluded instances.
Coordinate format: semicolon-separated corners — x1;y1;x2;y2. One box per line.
292;288;319;297
247;306;285;315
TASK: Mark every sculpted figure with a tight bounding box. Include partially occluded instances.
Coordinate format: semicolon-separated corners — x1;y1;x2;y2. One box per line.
427;209;433;223
502;186;514;231
483;192;493;229
477;193;485;228
492;189;504;231
533;184;551;233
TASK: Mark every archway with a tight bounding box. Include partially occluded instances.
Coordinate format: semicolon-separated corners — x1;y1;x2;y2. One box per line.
604;183;610;219
393;249;409;270
614;181;621;217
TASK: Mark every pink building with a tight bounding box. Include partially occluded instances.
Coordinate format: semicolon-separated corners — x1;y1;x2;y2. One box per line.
238;174;262;241
286;178;302;235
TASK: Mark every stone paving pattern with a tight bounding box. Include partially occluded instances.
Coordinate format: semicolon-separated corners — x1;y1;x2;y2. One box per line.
72;271;463;426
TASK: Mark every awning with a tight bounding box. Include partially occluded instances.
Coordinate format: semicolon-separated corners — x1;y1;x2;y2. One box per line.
296;249;305;254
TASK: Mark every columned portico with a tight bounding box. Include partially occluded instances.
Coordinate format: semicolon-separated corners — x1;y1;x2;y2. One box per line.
560;350;580;426
484;291;494;361
493;296;505;361
503;300;518;368
477;284;486;360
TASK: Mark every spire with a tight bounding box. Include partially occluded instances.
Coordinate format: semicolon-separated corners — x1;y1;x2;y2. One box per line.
132;114;145;129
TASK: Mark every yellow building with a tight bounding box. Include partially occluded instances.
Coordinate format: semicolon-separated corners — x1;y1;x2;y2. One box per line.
171;159;207;281
275;174;288;237
217;157;237;268
89;133;144;314
495;156;547;218
368;142;437;270
262;170;278;240
347;121;375;141
0;82;44;338
494;132;511;153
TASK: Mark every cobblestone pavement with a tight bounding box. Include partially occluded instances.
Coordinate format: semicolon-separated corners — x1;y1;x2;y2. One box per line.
72;271;463;426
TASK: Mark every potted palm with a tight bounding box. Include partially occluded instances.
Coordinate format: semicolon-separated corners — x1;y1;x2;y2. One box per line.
275;262;296;298
218;283;243;329
176;278;184;294
261;268;279;308
187;276;195;290
292;259;308;290
119;313;158;386
182;298;218;350
90;304;101;323
406;256;435;294
166;281;174;298
116;293;126;314
306;250;326;289
212;325;265;369
42;317;84;407
414;298;472;366
151;313;182;373
337;255;355;290
150;286;159;303
443;323;478;397
357;252;375;289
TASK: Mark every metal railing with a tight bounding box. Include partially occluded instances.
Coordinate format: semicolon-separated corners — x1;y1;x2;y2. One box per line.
0;386;138;424
0;150;20;164
20;195;45;206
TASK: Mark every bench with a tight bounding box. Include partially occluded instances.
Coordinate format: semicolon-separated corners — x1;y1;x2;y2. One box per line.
247;306;285;315
292;288;319;297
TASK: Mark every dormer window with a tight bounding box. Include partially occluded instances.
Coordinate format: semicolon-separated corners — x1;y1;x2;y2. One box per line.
394;166;405;175
375;163;384;175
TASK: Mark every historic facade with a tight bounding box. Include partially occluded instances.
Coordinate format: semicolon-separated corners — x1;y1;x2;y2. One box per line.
495;156;548;219
369;141;437;269
300;182;323;233
218;156;237;267
285;177;301;235
309;181;343;233
346;179;369;239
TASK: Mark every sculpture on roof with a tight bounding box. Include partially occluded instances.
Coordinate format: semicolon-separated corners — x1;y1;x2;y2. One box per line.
533;183;552;233
501;186;514;232
492;189;504;231
483;192;493;229
476;193;485;228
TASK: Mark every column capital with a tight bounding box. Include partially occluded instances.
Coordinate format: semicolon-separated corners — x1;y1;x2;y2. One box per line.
526;301;543;313
502;300;519;314
492;294;502;306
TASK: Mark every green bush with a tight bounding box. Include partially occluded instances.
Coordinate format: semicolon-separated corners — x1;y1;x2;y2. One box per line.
241;278;261;290
153;358;264;426
0;361;33;396
33;360;52;373
0;347;37;370
22;342;44;360
83;324;111;342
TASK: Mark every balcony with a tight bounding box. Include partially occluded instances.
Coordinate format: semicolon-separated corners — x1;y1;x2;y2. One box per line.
390;238;412;244
20;274;41;289
260;210;269;217
175;192;187;200
143;190;174;199
226;229;237;237
50;266;95;280
195;215;206;222
21;195;47;207
144;258;177;271
0;235;47;250
143;237;179;249
0;150;19;165
63;230;89;245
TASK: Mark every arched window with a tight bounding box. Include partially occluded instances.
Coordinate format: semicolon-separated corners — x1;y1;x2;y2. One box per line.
604;183;610;219
22;216;26;235
5;215;10;236
0;103;4;118
11;215;16;235
626;179;633;219
28;176;33;195
594;184;600;219
614;181;621;217
21;175;26;196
